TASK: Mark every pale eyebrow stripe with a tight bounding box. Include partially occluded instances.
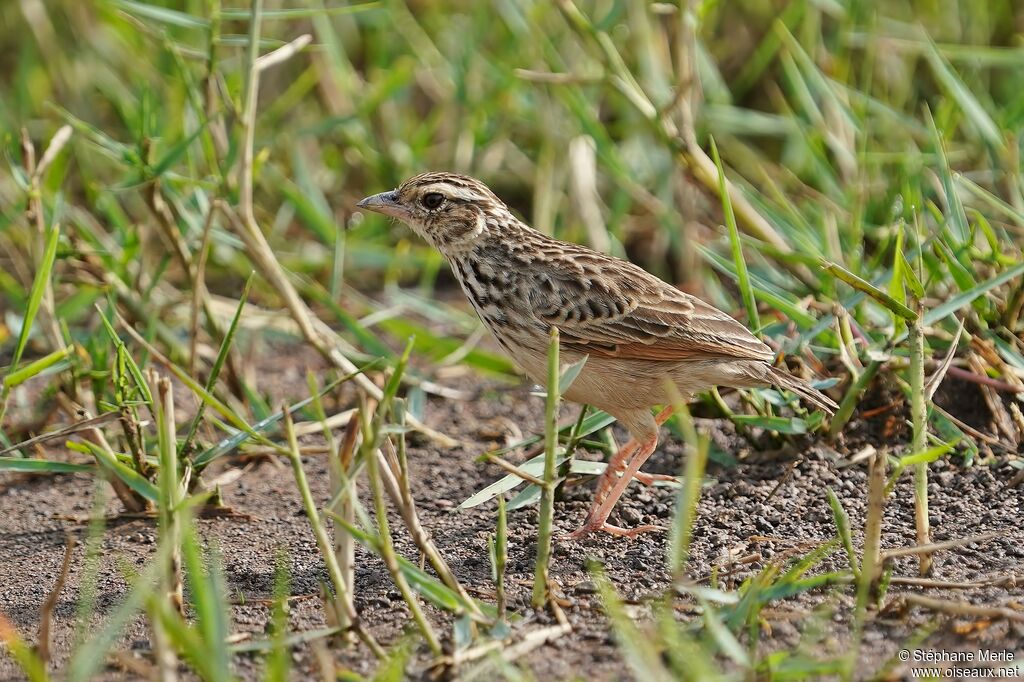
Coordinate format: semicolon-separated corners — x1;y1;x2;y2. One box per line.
417;183;484;202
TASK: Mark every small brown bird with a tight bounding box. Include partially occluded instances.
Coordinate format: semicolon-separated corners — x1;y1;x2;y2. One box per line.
358;172;837;538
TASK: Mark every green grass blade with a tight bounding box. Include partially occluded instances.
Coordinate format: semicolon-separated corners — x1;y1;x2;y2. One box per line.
0;457;93;473
69;440;159;502
68;548;168;681
710;137;760;333
0;614;48;682
924;107;971;246
821;260;918;320
181;524;232;680
96;308;153;406
1;221;60;418
180;275;253;455
2;345;72;389
110;0;209;29
925;40;1004;151
826;488;859;579
191;369;372;468
730;414;808;434
592;566;673;682
330;515;484;615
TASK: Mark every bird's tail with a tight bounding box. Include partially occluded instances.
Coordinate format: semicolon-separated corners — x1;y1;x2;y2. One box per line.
765;365;839;415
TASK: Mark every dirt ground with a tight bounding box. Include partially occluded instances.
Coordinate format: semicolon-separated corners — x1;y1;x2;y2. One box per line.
1;342;1022;681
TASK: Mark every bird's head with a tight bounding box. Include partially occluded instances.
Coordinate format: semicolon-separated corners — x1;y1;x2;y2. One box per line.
356;172;508;253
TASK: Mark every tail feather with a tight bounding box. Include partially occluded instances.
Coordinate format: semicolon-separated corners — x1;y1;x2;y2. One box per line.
766;366;839;415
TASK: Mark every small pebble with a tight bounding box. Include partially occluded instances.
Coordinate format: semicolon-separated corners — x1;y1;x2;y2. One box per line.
573;580;597;594
619;507;643;525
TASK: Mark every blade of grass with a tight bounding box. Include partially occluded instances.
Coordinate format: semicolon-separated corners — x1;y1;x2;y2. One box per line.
924;40;1004;151
180;524;231;681
0;614;47;682
180;274;254;456
0;458;93;473
2;345;72;389
826;488;859;580
492;495;507;620
0;221;60;423
532;327;561;609
68;440;159;503
848;447;887;680
907;303;932;576
328;514;488;616
151;373;184;617
67;544;171;682
592;565;673;682
265;553;291;682
665;383;707;581
362;405;442;655
820;260;918;321
711;136;760;333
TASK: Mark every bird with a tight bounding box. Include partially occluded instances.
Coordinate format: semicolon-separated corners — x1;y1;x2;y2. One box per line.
357;172;838;538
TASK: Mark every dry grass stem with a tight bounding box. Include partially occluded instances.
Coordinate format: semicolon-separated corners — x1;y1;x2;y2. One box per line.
482;453;545;486
330;412;359;635
881;531;1003;559
36;535;76;666
903;594;1024;623
378;439;483;618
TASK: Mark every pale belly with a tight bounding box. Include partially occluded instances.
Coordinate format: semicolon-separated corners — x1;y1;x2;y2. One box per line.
494;327;764;416
499;334;680;413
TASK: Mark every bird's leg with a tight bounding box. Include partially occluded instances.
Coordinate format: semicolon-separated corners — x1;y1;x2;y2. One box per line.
628;406;678;487
579;437;643;517
570;406;674;528
565;406;674;539
568;436;660;537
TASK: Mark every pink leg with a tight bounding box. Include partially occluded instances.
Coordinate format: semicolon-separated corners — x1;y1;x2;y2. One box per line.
564;406;674;539
577;436;643;517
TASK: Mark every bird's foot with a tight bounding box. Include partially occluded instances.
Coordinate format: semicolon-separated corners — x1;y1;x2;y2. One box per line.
560;521;664;540
633;471;677;487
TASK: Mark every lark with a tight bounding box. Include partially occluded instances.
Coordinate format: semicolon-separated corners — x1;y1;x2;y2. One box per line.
358;172;837;538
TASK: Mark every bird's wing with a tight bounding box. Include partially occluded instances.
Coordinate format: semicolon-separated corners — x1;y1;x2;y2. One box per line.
526;252;774;363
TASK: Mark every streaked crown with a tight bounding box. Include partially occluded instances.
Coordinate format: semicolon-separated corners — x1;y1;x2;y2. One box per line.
357;172;511;252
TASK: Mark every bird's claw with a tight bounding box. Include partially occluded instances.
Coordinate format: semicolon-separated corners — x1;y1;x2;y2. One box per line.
633;471;677;487
560;521;664;540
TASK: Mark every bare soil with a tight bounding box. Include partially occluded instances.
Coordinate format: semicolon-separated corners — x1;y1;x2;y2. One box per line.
1;342;1022;681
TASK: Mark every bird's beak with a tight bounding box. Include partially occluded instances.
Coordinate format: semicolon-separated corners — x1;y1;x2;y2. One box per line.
356;190;407;219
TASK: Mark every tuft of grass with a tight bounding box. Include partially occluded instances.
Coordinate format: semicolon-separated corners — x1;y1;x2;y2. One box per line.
282;404;383;659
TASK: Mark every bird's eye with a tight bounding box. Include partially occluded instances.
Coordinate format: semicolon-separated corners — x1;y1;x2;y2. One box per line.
421;192;445;210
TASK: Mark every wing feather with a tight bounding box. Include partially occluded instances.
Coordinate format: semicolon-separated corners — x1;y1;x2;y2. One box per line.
527;251;773;363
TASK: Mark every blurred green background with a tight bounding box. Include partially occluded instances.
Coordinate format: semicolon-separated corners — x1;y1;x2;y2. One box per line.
2;0;1023;438
4;1;1023;329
